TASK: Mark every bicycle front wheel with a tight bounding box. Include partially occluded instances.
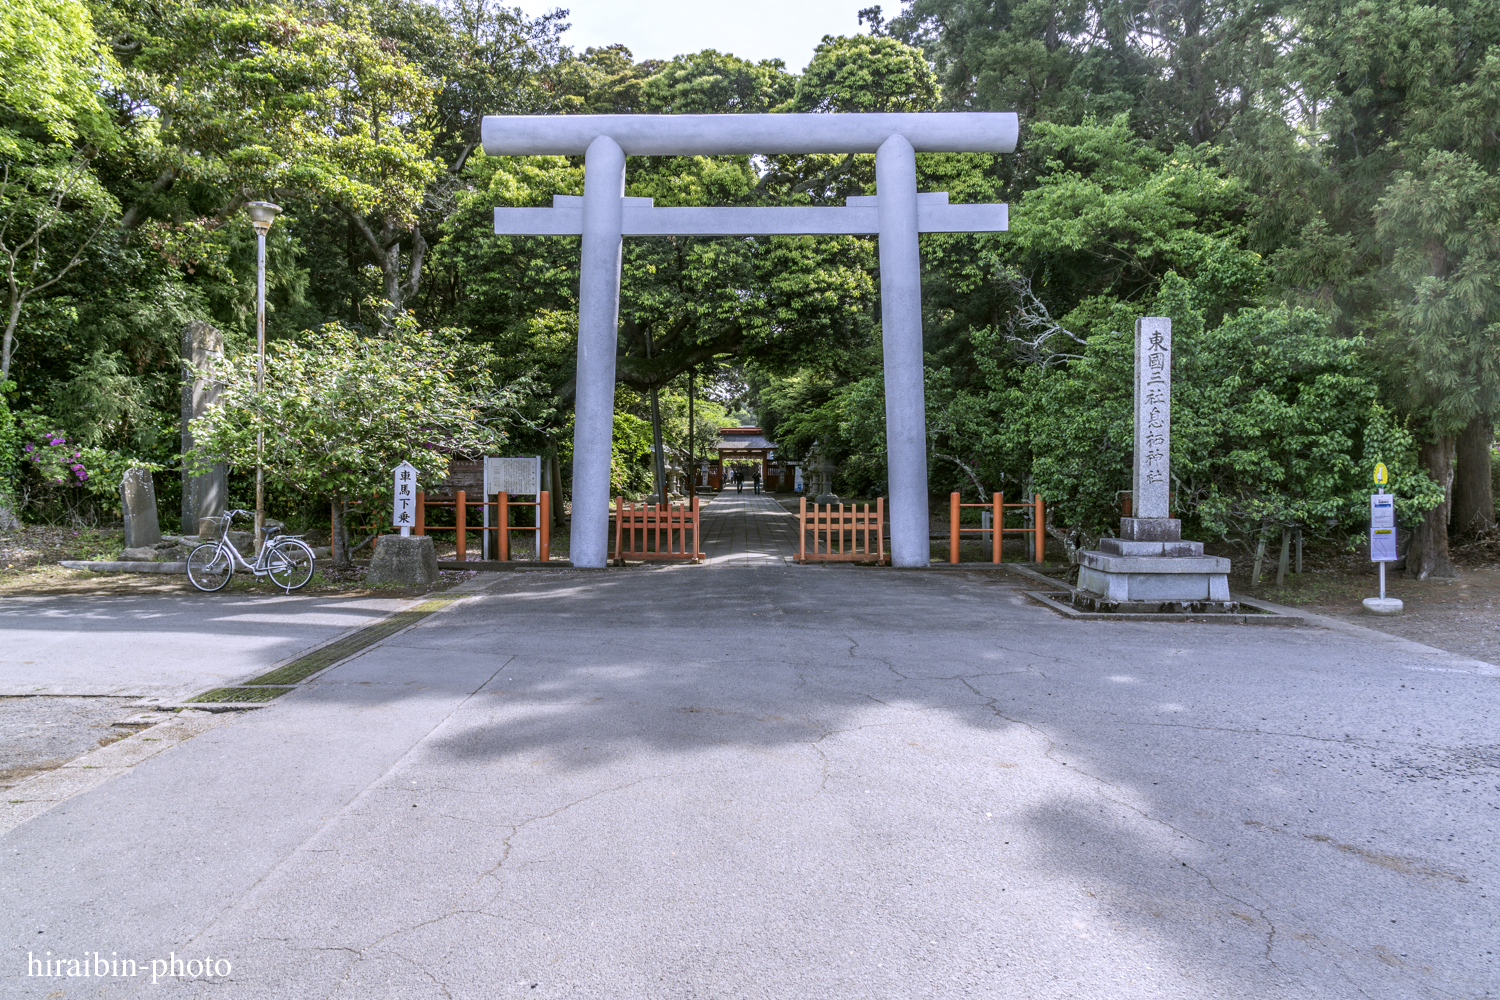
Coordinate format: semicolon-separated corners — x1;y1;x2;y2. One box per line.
267;538;315;591
187;543;233;592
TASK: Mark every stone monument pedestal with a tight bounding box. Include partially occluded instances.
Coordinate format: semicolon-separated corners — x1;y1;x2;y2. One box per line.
368;535;438;587
1074;532;1235;613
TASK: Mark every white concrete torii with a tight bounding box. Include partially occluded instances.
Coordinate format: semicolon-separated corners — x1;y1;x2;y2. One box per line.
480;112;1019;568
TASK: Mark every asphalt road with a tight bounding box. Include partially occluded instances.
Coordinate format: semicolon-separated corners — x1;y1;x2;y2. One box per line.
0;592;423;699
2;567;1496;998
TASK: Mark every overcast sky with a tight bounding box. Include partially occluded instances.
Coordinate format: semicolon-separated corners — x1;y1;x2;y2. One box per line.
519;0;874;70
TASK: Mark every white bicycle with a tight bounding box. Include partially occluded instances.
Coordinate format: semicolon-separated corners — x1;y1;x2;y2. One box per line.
187;509;316;593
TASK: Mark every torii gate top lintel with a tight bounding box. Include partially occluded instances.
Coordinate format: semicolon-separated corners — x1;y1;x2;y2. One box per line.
482;112;1020;569
480;112;1019;157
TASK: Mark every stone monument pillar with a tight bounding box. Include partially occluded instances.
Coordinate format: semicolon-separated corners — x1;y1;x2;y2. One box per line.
181;320;227;537
1074;318;1234;611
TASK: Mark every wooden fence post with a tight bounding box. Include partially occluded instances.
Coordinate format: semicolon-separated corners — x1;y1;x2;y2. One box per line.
991;492;1002;563
1034;494;1046;563
456;490;466;562
540;491;550;562
799;496;807;563
497;491;509;562
950;492;961;564
415;492;425;536
995;493;1005;564
614;496;624;566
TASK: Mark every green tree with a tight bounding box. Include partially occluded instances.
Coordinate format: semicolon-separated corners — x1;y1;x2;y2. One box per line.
1231;0;1500;574
1373;150;1500;570
0;0;114;153
791;34;939;113
190;316;536;565
641;50;795;114
0;155;119;381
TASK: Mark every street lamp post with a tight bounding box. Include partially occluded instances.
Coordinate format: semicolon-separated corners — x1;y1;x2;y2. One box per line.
246;201;282;555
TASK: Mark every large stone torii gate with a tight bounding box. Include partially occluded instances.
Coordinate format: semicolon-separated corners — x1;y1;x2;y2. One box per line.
481;112;1019;568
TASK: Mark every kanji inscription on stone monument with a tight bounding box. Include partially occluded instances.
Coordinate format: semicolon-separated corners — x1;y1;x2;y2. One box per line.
1132;317;1172;519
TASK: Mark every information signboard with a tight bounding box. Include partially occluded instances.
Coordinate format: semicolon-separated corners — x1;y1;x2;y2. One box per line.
485;456;541;496
1369;494;1397;562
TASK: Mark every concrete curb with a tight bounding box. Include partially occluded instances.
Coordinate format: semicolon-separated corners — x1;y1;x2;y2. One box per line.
58;560;188;574
436;560;574;571
1006;562;1500;675
1024;589;1304;625
1;709;239;836
1234;592;1500;676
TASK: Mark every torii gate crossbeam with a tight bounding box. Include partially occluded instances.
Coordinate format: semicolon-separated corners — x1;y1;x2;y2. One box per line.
481;113;1019;569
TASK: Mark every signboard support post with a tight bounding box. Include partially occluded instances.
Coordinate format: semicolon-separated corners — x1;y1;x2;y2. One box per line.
1364;464;1402;614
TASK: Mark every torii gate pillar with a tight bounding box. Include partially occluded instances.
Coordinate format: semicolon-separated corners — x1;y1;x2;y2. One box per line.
482;113;1019;568
572;135;627;570
875;133;927;568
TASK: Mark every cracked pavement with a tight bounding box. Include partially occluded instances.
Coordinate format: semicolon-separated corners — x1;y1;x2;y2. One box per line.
2;566;1497;998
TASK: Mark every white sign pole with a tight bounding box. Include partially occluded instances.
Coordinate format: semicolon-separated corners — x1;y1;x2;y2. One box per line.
1364;478;1401;614
393;461;418;536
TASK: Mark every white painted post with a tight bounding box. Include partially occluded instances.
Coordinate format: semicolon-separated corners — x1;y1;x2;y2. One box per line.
876;134;930;567
570;135;626;568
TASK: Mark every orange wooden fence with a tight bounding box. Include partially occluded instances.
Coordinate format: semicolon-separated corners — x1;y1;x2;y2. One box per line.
414;490;550;562
796;498;887;563
948;492;1045;563
613;497;703;564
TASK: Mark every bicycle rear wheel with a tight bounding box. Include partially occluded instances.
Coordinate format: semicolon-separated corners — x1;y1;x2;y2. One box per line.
187;543;233;592
266;538;314;591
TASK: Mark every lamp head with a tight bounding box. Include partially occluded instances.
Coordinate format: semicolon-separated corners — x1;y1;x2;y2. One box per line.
246;201;282;235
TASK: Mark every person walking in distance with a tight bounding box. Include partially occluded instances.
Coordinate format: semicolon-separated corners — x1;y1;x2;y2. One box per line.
753;468;762;494
735;469;743;494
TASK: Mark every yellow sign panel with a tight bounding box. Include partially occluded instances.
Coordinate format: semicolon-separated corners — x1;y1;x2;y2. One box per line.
1373;462;1389;486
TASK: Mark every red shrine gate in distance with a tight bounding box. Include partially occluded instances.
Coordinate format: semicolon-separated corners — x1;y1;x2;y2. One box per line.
714;427;788;491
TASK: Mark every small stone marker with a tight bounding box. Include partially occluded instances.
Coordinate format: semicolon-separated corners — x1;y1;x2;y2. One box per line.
371;460;436;586
392;461;418;533
120;467;162;549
